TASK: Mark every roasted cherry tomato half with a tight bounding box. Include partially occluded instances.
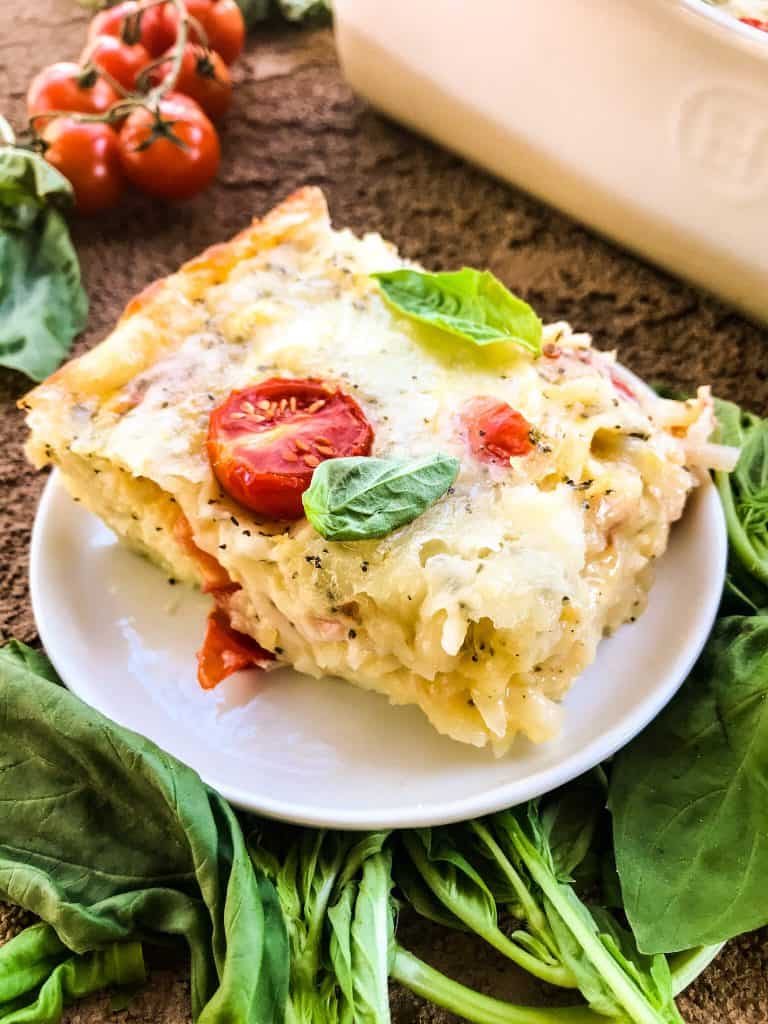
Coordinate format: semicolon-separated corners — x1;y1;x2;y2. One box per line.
118;92;220;200
163;0;245;64
88;1;174;57
463;396;533;463
41;118;125;215
197;609;275;689
27;62;120;118
150;43;232;120
207;378;375;520
84;35;152;91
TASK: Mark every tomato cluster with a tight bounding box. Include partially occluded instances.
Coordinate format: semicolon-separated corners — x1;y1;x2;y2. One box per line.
26;0;245;212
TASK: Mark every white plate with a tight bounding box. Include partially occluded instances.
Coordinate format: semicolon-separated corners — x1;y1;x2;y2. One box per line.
31;469;726;830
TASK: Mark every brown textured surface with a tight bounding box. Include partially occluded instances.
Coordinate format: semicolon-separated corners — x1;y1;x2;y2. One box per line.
1;3;767;1022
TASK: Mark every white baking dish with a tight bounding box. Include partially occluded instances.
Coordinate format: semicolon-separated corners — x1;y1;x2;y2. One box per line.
334;0;768;324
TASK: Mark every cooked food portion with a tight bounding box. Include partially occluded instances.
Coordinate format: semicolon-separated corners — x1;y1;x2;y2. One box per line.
22;187;732;753
703;0;768;29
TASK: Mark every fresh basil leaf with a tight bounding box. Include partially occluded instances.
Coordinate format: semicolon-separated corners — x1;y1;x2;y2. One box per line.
0;208;87;381
492;807;683;1024
0;644;289;1023
0;923;145;1024
328;843;395;1024
465;820;558;958
714;399;768;590
350;850;395;1023
394;857;468;932
0;923;70;1004
0;147;87;382
609;615;768;953
539;771;607;883
0;639;62;685
251;826;355;1023
0;148;72;232
722;557;768;614
233;0;273;27
277;0;332;20
372;268;542;354
302;454;459;541
401;829;573;989
233;0;331;26
327;882;357;1017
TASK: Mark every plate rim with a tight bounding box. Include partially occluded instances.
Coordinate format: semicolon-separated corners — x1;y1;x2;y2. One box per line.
30;467;727;830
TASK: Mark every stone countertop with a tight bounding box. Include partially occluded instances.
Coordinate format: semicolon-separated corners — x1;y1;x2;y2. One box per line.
0;4;766;1022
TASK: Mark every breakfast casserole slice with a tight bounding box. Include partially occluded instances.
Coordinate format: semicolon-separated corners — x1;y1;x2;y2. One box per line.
22;187;733;753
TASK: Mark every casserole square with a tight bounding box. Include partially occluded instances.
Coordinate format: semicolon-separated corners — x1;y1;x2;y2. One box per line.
23;188;718;752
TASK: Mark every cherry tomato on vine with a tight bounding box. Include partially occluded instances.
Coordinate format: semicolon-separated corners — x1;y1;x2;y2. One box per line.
462;397;534;464
84;35;152;91
27;62;119;118
163;0;245;65
150;43;232;120
207;379;375;519
88;1;173;57
118;92;220;200
41;118;125;215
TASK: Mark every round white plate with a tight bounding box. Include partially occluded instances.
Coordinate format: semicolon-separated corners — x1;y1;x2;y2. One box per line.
31;470;726;830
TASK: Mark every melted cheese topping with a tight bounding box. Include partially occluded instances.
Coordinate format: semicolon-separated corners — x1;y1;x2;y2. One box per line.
24;190;716;753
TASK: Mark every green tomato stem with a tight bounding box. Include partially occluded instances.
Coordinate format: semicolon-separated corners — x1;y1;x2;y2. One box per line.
391;946;620;1024
147;0;189;103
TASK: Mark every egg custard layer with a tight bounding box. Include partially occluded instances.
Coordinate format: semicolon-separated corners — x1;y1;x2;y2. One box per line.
23;188;719;754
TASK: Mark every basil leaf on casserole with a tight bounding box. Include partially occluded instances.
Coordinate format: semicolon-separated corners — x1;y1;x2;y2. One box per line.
372;267;542;354
302;453;459;540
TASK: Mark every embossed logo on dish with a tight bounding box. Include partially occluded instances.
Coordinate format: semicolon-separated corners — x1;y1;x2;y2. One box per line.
678;87;768;201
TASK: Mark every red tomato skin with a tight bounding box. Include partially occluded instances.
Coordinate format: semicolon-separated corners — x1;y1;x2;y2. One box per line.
84;35;152;91
163;0;245;64
118;93;220;200
197;609;275;689
27;62;119;118
150;44;232;120
463;397;534;463
207;379;375;520
740;18;768;32
42;118;125;215
88;1;173;57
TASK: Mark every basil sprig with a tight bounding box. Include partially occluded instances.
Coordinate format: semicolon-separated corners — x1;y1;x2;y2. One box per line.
372;267;542;355
302;453;459;541
0;123;88;382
